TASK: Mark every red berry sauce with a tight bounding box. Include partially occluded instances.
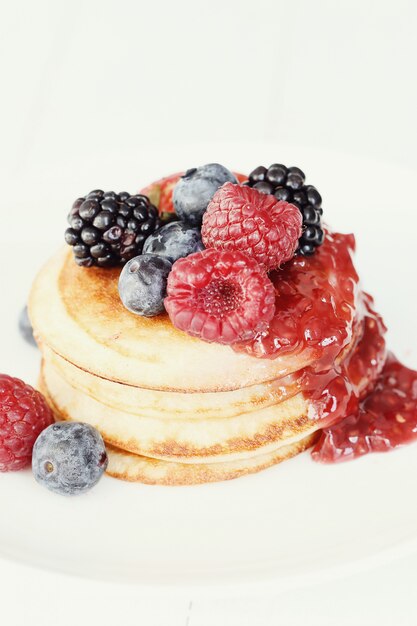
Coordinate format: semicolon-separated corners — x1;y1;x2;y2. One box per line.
290;292;387;430
313;354;417;462
234;231;417;462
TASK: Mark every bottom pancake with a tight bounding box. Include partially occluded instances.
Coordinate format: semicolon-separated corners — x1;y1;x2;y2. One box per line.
105;436;317;486
38;373;317;486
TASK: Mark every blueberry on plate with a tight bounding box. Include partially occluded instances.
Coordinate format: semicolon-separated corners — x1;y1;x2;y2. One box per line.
143;220;204;263
18;305;37;348
118;254;172;317
32;422;108;496
173;163;237;226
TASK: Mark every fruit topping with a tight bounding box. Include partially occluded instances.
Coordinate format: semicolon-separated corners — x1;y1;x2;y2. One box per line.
18;305;37;348
32;422;108;495
118;254;172;317
65;190;160;267
246;164;325;256
201;183;302;270
143;220;204;263
164;249;276;345
312;354;417;463
0;375;53;472
173;163;237;226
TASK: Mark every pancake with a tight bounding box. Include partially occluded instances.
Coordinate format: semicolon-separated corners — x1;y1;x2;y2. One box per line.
43;344;303;420
42;319;362;421
29;245;356;392
40;317;369;464
29;231;369;485
39;373;317;485
104;437;318;486
41;357;314;462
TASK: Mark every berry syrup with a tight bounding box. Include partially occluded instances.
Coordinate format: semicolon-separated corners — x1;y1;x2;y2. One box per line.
313;355;417;462
235;232;417;462
299;293;387;429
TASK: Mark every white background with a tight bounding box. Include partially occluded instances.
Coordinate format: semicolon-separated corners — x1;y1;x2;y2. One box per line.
1;0;417;624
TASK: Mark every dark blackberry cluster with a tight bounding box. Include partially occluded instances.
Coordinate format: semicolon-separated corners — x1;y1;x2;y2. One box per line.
247;164;324;256
65;190;160;267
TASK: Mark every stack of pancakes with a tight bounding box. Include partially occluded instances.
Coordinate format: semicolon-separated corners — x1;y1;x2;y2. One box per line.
29;245;369;485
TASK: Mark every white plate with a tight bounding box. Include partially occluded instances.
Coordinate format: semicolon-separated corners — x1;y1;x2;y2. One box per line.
1;145;417;592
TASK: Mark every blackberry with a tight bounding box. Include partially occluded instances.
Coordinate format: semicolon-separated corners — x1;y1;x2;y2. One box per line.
246;164;325;256
65;190;160;267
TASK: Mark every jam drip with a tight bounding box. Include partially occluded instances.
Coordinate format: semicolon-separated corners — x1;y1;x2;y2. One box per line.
312;354;417;462
296;292;387;429
235;228;417;463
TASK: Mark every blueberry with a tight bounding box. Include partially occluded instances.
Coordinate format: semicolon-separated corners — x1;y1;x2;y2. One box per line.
173;163;237;226
118;254;172;317
32;422;108;496
143;221;203;263
18;306;37;348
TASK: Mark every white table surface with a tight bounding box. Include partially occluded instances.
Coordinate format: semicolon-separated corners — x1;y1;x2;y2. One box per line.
1;552;417;626
1;0;417;623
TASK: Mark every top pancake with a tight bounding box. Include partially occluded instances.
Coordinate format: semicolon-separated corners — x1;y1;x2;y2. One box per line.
29;239;358;392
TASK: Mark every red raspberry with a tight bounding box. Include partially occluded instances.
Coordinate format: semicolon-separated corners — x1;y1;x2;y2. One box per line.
165;249;276;345
201;183;302;270
0;375;54;472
